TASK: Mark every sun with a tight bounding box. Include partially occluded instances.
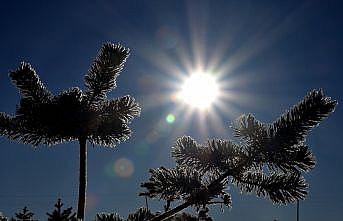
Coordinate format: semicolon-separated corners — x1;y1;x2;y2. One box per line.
177;71;220;110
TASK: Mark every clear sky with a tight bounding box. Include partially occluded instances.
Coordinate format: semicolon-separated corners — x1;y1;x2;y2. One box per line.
0;0;342;220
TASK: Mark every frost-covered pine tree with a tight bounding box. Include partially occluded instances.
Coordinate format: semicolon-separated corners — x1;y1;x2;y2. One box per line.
139;89;336;221
0;43;140;221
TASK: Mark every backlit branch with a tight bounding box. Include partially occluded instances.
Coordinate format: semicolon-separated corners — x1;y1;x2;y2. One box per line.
85;43;130;105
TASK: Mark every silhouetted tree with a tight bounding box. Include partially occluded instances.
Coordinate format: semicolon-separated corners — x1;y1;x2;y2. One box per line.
139;89;336;221
14;207;35;221
47;198;77;221
95;209;199;221
95;213;124;221
95;208;153;221
0;212;8;221
0;43;141;220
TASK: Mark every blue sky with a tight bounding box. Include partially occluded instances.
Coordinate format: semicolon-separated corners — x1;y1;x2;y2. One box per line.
0;0;342;220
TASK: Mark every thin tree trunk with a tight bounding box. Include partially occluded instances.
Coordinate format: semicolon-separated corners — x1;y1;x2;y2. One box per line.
77;137;87;221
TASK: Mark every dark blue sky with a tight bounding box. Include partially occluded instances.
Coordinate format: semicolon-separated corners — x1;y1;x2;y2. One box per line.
0;0;342;220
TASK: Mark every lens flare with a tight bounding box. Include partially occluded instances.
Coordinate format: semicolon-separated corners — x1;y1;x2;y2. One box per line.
86;192;99;209
114;158;134;178
166;113;176;124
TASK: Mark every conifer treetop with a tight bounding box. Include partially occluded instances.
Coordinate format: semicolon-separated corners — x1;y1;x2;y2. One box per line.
0;43;140;147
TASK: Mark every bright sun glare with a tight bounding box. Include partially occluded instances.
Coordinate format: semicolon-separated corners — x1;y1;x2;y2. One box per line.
178;71;220;110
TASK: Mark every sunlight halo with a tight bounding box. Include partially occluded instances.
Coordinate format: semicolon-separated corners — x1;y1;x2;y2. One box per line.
177;71;220;110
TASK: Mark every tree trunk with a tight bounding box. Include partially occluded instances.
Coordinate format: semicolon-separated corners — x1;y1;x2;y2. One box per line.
77;137;87;221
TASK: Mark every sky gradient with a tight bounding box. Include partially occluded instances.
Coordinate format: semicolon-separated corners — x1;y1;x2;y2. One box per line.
0;1;342;220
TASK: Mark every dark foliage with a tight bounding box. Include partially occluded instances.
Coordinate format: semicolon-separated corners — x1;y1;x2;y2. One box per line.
127;208;153;221
141;89;336;220
47;199;76;221
95;208;202;221
0;43;140;147
85;43;130;106
95;213;124;221
0;213;7;221
96;208;153;221
14;207;35;221
165;213;197;221
0;42;141;221
140;167;203;201
171;137;244;174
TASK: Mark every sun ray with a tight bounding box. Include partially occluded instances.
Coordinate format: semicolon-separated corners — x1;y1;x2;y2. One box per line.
207;108;229;137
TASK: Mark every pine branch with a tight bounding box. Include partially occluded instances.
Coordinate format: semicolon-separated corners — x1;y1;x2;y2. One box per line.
12;87;86;145
142;166;230;221
101;95;141;124
171;136;203;168
232;114;267;142
232;89;336;173
5;86;137;147
3;87;135;147
9;62;52;102
171;136;244;174
260;89;336;172
4;120;64;146
89;95;140;147
84;43;130;105
145;136;314;221
206;139;245;172
88;117;131;147
268;89;337;150
265;143;316;172
0;112;14;137
232;171;307;204
140;167;203;201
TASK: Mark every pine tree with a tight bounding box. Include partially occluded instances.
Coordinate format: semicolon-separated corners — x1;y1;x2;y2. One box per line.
14;207;35;221
47;199;77;221
0;43;141;220
95;213;124;221
139;89;336;221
